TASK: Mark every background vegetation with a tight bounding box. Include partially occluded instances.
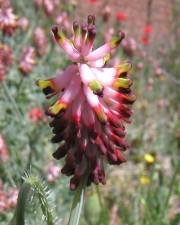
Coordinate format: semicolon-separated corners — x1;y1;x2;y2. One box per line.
0;0;180;225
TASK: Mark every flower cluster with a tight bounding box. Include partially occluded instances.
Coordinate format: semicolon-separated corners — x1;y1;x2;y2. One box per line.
0;4;18;36
0;179;18;212
37;15;136;190
34;0;59;16
28;107;44;123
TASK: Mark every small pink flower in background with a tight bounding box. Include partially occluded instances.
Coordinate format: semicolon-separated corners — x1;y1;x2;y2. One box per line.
154;67;163;77
17;17;29;32
28;107;44;123
46;162;60;183
0;6;18;36
6;188;19;208
34;0;43;8
0;43;13;81
19;47;36;75
37;15;136;190
55;12;71;32
104;28;114;42
147;78;154;92
34;27;47;56
102;6;111;23
0;135;9;162
136;62;144;70
122;38;137;57
0;180;19;212
116;11;128;21
157;99;169;109
34;0;59;15
0;0;11;8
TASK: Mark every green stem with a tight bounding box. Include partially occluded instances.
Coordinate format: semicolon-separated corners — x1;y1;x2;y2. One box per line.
164;162;180;208
10;175;56;225
68;176;87;225
15;182;32;225
2;81;23;120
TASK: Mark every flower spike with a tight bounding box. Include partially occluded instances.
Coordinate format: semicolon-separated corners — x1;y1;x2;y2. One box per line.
37;15;135;190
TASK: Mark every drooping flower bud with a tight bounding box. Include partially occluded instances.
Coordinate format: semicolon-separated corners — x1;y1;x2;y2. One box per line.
34;27;47;56
19;47;36;75
0;43;13;81
17;17;29;32
37;15;136;190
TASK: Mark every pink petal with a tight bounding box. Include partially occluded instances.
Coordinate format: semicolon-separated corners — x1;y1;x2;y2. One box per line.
85;43;111;61
91;68;116;85
87;58;105;68
60;75;81;103
82;102;95;128
79;64;96;85
53;64;78;90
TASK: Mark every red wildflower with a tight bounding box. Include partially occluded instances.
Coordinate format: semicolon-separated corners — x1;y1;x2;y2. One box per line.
28;107;44;123
116;11;128;21
89;0;97;3
144;24;153;34
141;34;150;45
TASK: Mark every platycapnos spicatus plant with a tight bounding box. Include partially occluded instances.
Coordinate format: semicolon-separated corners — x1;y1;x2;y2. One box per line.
36;15;136;225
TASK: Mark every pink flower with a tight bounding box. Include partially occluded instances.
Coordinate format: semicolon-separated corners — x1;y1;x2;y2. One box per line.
0;6;18;36
6;188;19;208
17;17;29;31
34;27;47;56
0;43;13;81
37;15;136;190
0;135;9;162
116;12;128;21
46;162;60;183
28;107;44;123
19;47;36;75
122;38;137;57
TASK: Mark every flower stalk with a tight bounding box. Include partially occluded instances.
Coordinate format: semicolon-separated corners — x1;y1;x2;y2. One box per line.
68;175;87;225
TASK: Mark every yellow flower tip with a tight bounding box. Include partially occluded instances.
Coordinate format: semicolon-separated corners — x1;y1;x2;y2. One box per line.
94;107;107;124
113;78;132;89
49;101;67;115
144;153;155;164
116;62;132;75
140;175;151;185
36;79;55;89
89;80;103;96
103;53;111;63
51;25;65;44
